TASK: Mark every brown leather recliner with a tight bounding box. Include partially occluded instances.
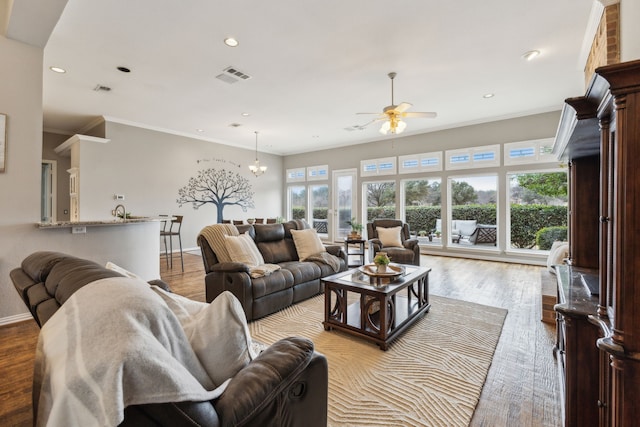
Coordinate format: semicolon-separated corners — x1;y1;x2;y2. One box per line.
10;251;329;427
199;220;348;321
366;219;420;266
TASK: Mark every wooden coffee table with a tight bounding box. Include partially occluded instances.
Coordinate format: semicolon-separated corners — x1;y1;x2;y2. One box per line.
322;264;431;350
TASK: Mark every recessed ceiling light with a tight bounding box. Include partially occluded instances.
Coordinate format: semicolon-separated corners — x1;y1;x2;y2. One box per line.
196;128;204;133
522;50;540;61
50;66;66;73
483;93;495;99
117;66;131;73
241;112;250;117
224;37;239;47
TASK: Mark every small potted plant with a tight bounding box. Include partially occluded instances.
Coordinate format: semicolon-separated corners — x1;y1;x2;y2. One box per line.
347;217;363;239
373;252;391;273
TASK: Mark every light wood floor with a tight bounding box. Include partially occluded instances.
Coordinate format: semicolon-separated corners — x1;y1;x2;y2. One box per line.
0;251;560;426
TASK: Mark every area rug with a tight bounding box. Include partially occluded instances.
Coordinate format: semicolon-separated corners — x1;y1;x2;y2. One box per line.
249;294;507;427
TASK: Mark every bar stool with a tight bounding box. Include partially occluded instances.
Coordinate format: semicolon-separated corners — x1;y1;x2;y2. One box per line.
233;220;243;225
161;215;183;271
254;218;264;224
159;215;170;268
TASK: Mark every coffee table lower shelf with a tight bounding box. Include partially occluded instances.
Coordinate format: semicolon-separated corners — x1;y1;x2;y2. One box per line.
322;266;431;350
324;296;430;350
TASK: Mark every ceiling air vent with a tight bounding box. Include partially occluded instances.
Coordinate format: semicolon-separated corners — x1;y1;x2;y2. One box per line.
216;66;252;84
93;84;112;92
344;124;366;131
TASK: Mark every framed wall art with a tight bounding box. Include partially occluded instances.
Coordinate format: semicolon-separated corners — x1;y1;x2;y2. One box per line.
0;113;6;172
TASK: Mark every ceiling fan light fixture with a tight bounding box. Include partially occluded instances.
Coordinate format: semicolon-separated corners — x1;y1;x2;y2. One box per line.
379;121;391;135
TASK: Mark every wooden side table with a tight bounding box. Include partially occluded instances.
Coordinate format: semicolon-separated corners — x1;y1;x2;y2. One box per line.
344;238;365;268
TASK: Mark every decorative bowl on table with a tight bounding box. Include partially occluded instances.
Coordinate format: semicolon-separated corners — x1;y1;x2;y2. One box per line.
358;263;405;280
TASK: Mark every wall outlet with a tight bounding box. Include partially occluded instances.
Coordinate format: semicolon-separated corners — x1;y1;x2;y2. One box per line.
71;226;86;234
114;194;125;200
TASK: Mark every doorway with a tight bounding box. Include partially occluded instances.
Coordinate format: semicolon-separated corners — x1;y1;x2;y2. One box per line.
41;160;57;222
332;168;357;241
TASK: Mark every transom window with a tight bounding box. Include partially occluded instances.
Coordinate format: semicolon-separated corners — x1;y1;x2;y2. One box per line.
446;145;500;170
399;152;443;174
361;157;397;177
504;138;555;165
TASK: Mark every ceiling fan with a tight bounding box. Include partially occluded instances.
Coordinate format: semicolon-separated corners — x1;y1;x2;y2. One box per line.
358;72;437;135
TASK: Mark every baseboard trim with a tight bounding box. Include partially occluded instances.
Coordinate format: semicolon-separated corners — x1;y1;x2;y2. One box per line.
0;312;33;326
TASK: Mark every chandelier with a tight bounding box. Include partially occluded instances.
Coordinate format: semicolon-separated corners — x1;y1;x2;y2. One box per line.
248;131;267;177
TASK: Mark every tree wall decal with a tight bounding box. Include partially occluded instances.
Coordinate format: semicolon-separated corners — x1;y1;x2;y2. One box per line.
176;168;255;223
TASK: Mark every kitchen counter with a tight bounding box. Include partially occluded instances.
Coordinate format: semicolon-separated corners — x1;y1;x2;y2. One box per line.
38;216;169;229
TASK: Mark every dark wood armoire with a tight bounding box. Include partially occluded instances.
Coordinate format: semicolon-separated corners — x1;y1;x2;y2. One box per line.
553;59;640;427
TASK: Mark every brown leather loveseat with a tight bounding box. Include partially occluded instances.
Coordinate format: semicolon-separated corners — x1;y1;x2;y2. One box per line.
198;220;348;321
11;251;329;427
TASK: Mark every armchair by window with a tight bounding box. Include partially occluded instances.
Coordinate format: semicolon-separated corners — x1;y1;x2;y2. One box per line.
366;219;420;266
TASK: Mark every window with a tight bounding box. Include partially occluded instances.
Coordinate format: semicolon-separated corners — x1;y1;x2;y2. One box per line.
448;175;498;247
399;152;443;174
364;180;396;237
288;185;306;221
446;145;500;170
507;170;568;251
307;165;329;181
504;138;555;165
286;168;306;182
310;184;329;237
360;157;397;177
401;178;441;244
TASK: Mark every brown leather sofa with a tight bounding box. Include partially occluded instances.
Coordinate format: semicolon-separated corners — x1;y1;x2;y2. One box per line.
366;219;421;266
11;251;329;427
198;220;348;321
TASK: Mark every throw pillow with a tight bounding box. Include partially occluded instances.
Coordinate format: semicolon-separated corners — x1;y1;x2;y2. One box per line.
224;232;264;266
290;228;326;261
547;241;569;274
377;226;403;247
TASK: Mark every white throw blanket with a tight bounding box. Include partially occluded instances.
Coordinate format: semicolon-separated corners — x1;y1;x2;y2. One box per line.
33;277;256;427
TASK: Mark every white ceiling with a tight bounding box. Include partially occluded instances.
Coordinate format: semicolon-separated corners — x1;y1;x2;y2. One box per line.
21;0;597;155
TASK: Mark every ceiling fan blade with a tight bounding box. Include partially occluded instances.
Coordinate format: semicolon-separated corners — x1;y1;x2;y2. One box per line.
395;102;412;113
402;112;438;118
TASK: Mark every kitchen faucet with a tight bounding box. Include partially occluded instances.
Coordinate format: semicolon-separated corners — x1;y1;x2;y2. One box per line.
114;204;127;220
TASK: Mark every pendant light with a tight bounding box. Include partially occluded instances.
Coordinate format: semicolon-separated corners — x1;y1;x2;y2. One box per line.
248;131;267;177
